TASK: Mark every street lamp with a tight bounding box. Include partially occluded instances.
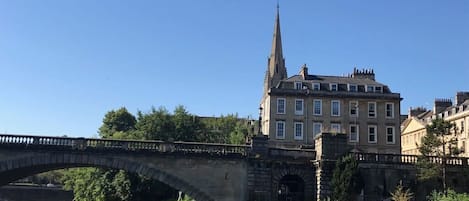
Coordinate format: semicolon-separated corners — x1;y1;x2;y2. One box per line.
258;107;263;136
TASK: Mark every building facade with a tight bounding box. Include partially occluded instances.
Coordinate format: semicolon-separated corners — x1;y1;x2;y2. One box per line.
260;8;402;154
401;92;469;156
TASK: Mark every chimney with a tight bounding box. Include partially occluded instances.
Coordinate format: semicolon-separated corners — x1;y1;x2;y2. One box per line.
455;91;469;106
408;107;428;118
433;99;452;114
351;68;375;81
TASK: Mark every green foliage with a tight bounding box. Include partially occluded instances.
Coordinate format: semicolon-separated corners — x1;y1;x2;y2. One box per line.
135;106;203;142
62;168;108;201
229;123;247;145
419;118;457;157
390;181;413;201
200;114;254;144
99;107;137;138
331;154;362;201
416;118;457;190
428;189;469;201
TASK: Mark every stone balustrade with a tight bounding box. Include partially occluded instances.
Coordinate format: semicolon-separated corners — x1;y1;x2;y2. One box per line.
0;134;249;157
353;152;469;166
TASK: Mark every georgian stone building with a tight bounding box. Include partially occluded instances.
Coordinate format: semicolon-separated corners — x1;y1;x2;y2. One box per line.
401;92;469;156
260;8;402;154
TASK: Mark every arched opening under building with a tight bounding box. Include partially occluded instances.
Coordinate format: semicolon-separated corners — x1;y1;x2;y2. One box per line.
277;174;305;201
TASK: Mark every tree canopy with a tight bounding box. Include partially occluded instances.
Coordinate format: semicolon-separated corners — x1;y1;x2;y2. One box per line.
417;118;457;191
331;154;362;201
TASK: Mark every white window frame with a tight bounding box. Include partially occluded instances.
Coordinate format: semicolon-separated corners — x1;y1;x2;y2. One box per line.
349;101;358;117
368;125;377;143
331;123;341;133
386;126;395;144
366;85;374;93
277;98;286;114
385;102;394;118
276;121;285;139
330;83;338;91
375;86;383;93
331;100;340;117
295;82;302;90
294;122;304;140
313;122;322;137
295;99;304;115
348;84;357;92
368;102;376;118
313;83;320;91
313;99;322;116
349;124;359;142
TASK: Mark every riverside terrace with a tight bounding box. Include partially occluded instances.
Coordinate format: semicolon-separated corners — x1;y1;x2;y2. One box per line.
1;133;469;201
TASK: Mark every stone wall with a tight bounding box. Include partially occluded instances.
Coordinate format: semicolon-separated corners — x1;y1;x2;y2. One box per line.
0;185;72;201
360;163;469;201
314;132;351;200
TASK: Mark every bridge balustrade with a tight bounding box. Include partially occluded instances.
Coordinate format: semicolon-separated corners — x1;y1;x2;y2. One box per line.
353;152;469;167
0;134;248;156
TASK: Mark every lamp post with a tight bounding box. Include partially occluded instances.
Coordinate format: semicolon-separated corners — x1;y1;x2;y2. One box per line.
258;107;263;136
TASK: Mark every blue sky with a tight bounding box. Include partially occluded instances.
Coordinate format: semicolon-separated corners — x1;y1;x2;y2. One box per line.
0;1;468;137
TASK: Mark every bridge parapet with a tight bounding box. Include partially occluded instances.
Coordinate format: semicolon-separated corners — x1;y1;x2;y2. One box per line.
353;152;469;166
268;147;315;160
0;134;249;157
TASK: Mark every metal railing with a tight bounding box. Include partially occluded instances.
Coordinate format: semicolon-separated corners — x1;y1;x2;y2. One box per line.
0;134;249;156
353;152;469;166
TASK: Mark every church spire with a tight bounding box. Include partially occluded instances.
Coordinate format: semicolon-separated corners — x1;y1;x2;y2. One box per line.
264;4;287;93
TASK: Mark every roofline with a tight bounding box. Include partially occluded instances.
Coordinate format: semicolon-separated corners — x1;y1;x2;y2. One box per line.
268;88;402;100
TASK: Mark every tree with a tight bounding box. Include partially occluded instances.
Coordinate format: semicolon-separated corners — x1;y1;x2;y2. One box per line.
172;105;202;142
417;118;457;191
390;181;413;201
331;154;362;201
200;114;254;144
99;107;137;138
135;107;174;141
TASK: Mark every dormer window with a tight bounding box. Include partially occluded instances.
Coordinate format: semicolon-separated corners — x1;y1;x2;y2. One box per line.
330;83;338;91
313;83;320;91
375;86;382;93
295;82;302;90
348;84;357;92
366;85;374;93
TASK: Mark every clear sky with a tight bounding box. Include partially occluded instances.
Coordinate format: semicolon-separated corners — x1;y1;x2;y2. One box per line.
0;1;468;137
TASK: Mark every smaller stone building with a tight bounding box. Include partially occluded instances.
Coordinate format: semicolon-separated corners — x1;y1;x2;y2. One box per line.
401;92;469;155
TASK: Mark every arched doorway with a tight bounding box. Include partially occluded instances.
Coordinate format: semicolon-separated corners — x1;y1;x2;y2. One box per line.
277;174;305;201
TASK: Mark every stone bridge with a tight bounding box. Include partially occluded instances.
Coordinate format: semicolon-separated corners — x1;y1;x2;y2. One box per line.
2;133;469;201
0;134;316;201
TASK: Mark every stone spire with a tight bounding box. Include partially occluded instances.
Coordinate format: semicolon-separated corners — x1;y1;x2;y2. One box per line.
264;5;287;94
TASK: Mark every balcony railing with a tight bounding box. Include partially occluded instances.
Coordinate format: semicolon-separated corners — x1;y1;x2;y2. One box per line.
0;134;249;157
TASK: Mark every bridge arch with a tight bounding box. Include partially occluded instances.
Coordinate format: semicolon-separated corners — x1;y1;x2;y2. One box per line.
271;165;315;201
0;152;214;201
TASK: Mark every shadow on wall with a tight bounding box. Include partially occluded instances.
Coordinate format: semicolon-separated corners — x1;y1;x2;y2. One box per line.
0;185;73;201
